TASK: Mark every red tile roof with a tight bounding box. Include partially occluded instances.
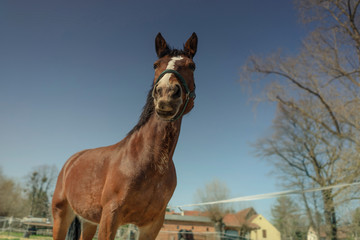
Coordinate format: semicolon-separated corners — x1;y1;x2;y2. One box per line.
223;208;260;230
183;210;209;217
166;208;261;230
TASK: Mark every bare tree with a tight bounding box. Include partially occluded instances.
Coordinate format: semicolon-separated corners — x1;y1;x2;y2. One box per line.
254;102;359;239
194;179;232;235
240;1;360;239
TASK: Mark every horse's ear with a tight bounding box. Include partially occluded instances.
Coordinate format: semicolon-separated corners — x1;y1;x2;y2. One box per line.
155;33;169;58
184;32;198;58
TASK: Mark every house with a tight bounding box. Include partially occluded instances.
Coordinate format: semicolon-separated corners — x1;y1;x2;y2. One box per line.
249;213;281;240
223;208;281;240
157;211;216;240
223;208;260;238
157;208;280;240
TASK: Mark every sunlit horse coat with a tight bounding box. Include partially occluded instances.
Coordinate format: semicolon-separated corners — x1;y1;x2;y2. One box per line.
52;32;198;240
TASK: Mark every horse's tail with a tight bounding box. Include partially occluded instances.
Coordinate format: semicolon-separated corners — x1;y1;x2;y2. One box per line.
66;216;81;240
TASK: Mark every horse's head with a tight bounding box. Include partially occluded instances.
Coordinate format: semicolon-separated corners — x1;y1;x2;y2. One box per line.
152;33;197;121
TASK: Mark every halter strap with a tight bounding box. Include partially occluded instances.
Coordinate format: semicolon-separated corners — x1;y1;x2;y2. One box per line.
154;69;196;121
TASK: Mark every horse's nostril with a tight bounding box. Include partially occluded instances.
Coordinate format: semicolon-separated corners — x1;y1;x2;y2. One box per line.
172;85;181;99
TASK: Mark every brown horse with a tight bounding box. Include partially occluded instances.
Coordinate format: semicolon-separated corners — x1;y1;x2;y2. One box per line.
52;32;197;240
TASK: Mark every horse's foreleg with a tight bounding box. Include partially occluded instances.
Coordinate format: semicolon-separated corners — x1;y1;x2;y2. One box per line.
80;221;97;240
97;203;119;240
52;200;75;240
138;211;165;240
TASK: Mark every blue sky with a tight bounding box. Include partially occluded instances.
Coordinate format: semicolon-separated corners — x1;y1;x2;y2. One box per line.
0;1;305;220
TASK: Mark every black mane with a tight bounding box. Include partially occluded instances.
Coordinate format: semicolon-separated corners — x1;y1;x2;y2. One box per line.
158;47;192;59
127;87;155;136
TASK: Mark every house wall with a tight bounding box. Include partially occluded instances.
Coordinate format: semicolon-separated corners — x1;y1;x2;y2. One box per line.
156;220;216;240
307;227;318;240
249;214;281;240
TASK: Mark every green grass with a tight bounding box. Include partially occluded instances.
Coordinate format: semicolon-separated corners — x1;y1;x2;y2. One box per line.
0;231;51;240
0;231;23;237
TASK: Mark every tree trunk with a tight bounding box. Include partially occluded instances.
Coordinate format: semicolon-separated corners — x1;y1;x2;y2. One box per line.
214;220;223;240
322;189;337;240
301;190;316;229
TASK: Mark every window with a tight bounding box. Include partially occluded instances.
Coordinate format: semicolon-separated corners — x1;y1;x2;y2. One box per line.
262;230;267;238
225;230;239;238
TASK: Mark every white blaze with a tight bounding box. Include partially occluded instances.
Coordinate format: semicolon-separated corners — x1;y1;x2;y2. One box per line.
157;56;183;86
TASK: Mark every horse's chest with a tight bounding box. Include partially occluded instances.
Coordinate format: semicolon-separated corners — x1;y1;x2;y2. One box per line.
119;170;176;225
134;171;176;206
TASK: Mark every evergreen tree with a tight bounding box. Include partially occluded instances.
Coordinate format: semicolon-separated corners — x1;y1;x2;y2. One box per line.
271;196;304;240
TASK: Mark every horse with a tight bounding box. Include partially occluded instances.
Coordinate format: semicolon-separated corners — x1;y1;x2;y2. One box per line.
51;32;197;240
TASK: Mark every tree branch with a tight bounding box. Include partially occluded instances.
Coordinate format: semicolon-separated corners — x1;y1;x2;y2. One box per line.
255;66;342;134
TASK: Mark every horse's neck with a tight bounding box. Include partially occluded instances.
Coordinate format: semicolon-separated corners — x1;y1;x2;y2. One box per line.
126;114;182;173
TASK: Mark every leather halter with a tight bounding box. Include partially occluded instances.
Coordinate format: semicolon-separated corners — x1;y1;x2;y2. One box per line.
154;69;196;121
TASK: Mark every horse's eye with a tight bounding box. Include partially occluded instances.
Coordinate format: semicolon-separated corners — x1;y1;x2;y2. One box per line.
153;63;159;69
188;63;196;71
